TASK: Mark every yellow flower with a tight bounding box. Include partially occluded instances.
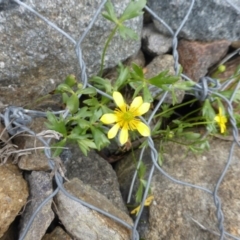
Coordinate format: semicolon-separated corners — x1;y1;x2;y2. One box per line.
130;195;154;215
214;107;227;133
100;91;150;145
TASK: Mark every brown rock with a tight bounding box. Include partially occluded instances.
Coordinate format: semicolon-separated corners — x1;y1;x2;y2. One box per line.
215;56;240;82
55;178;133;240
42;227;72;240
231;41;240;49
115;138;240;239
178;40;230;82
0;163;28;237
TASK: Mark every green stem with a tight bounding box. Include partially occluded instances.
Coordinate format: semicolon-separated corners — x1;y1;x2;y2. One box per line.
99;25;118;77
153;98;198;119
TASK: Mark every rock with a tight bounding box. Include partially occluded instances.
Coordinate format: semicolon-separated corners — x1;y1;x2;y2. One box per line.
64;145;128;213
0;163;28;238
19;171;54;240
17;118;50;171
178;40;230;82
125;50;146;69
142;23;172;56
42;226;72;240
231;41;240;49
212;55;240;82
55;178;133;240
144;54;185;104
115;138;240;239
148;0;240;41
0;0;142;106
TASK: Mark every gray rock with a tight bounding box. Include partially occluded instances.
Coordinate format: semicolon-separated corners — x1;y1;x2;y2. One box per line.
142;23;172;56
19;171;54;240
64;145;128;213
115;138;240;239
0;0;142;106
0;163;28;238
144;54;185;104
148;0;240;41
55;178;133;240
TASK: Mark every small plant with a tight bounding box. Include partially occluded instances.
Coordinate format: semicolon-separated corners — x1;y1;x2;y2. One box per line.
45;0;240;207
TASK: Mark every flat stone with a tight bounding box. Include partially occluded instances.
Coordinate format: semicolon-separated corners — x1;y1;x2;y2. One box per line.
115;138;240;239
178;39;230;82
64;146;128;213
148;0;240;41
142;23;172;56
42;226;72;240
0;0;142;106
144;54;185;104
231;41;240;49
0;163;28;238
19;171;54;240
17;118;50;171
55;178;133;240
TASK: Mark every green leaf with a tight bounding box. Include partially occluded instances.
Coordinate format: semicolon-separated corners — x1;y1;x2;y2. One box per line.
83;98;99;107
173;80;195;90
64;74;77;87
132;63;144;79
62;92;68;104
79;87;97;95
77;119;91;130
91;127;110;150
183;132;201;140
120;0;146;22
135;183;143;204
56;83;74;94
143;85;153;102
90;76;112;93
102;0;118;24
77;139;97;156
118;25;138;40
66;93;79;114
113;64;129;90
132;83;144;98
52;138;67;157
137;161;146;179
202;99;217;132
90;108;103;123
45;112;67;136
148;70;179;88
219;90;240;103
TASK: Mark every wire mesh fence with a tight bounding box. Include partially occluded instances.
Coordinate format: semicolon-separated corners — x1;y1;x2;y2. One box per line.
1;0;240;239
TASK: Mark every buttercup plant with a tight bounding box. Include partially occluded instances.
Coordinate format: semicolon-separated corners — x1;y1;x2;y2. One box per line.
45;0;240;207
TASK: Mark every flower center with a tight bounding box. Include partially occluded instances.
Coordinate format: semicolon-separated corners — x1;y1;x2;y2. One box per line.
122;111;134;122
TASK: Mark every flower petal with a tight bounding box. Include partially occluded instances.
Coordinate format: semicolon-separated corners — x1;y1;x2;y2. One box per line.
108;124;120;139
129;96;143;112
220;124;226;133
134;102;150;116
100;113;117;124
214;116;220;123
113;91;126;112
119;126;129;145
136;122;150;137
